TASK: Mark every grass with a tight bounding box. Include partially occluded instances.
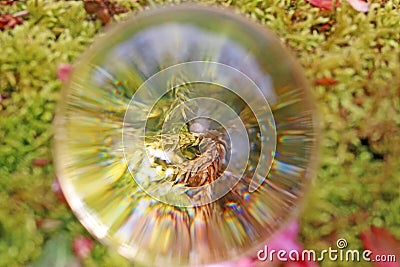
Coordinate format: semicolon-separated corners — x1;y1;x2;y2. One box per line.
0;0;399;266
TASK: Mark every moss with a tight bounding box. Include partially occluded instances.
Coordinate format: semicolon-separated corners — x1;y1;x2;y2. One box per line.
0;0;399;266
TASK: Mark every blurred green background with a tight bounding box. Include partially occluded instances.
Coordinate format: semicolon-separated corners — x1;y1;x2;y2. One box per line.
0;0;399;266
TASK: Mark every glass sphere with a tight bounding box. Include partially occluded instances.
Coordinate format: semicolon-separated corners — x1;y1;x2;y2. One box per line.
54;5;318;267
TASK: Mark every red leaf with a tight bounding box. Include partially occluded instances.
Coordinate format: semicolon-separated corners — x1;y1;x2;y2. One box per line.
360;227;400;267
314;77;338;86
0;0;15;6
318;23;333;33
103;0;128;16
33;158;50;166
96;7;111;25
0;13;23;30
83;0;103;14
83;0;127;25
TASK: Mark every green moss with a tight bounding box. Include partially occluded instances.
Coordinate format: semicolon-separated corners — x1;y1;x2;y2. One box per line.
0;0;399;266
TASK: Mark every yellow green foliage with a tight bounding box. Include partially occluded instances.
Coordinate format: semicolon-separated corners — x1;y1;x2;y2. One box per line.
0;0;399;266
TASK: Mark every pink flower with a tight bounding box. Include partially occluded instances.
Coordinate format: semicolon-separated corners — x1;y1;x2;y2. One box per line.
256;221;319;267
306;0;369;12
266;220;303;253
207;220;319;267
57;63;72;83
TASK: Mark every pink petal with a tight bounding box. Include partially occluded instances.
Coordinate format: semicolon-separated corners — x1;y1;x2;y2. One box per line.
57;63;72;83
305;0;339;10
346;0;369;12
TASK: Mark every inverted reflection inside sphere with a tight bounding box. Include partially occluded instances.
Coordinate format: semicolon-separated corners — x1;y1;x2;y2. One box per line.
54;5;318;267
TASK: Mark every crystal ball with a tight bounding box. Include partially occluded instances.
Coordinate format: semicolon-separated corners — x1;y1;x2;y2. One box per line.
54;5;318;267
